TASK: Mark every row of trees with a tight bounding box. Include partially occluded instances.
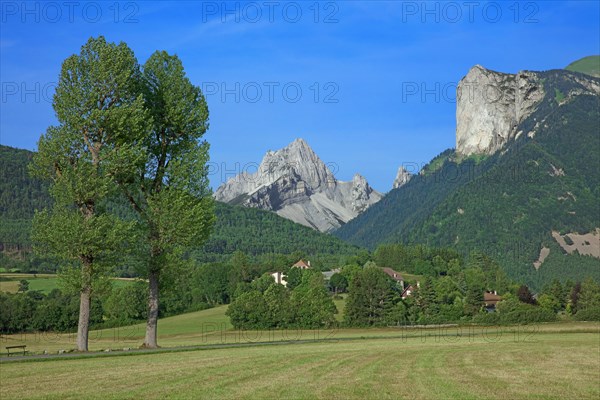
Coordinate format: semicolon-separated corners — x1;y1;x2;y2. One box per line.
3;247;598;334
0;278;206;335
536;278;600;319
30;36;214;350
342;256;600;327
0;289;103;334
221;246;599;329
0;250;342;334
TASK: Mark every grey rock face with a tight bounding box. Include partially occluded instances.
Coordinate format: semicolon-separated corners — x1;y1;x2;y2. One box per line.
393;166;412;189
214;138;382;232
350;173;378;214
456;65;544;156
456;65;599;156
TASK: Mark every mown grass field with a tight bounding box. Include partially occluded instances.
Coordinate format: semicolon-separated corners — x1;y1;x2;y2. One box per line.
1;325;599;400
1;297;599;399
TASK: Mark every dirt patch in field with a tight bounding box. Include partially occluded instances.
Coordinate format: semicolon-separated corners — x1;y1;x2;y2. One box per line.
552;229;600;258
533;247;550;270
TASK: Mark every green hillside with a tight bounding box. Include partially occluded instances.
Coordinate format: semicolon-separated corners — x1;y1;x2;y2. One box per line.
0;146;50;259
336;69;600;289
202;202;360;258
0;145;360;273
565;55;600;77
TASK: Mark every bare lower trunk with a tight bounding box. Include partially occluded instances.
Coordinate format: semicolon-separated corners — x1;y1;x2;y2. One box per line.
77;204;95;352
143;270;160;348
76;286;91;351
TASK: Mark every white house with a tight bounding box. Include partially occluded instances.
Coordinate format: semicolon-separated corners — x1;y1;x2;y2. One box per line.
269;259;314;287
270;271;287;286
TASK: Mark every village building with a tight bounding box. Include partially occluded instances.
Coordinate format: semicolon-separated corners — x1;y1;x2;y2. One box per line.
381;267;405;289
270;271;287;286
269;260;313;286
484;291;502;312
292;259;311;269
401;284;416;299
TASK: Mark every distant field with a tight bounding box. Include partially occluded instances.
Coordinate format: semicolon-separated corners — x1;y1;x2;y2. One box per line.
333;295;346;322
1;325;598;399
399;272;424;283
0;268;23;273
0;275;58;294
0;274;135;294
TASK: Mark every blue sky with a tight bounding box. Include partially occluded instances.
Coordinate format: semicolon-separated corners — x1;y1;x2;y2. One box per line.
1;1;599;192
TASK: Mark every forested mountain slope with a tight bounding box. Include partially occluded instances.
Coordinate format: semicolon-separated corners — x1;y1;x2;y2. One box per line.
0;145;360;272
201;202;360;258
335;68;600;288
0;146;49;256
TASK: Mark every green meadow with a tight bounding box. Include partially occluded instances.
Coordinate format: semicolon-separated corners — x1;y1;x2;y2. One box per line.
1;326;598;399
565;55;600;77
1;304;599;399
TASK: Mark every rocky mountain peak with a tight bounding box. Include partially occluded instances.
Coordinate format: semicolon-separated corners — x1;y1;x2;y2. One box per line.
259;138;335;191
214;139;382;232
352;173;367;185
393;166;411;189
351;174;376;213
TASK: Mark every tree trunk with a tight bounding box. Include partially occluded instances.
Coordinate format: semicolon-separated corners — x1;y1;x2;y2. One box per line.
76;259;93;352
76;286;91;351
143;269;160;348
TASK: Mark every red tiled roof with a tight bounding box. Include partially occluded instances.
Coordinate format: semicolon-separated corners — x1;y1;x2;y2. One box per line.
293;260;311;269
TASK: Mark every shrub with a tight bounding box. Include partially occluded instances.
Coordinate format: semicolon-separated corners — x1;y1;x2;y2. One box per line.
499;304;557;324
573;306;600;321
472;312;500;325
226;290;270;330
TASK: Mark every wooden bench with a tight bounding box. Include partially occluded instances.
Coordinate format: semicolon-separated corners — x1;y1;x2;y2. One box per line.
6;345;28;356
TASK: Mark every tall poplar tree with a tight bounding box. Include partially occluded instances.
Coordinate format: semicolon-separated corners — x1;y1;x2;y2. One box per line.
30;37;148;351
117;51;214;348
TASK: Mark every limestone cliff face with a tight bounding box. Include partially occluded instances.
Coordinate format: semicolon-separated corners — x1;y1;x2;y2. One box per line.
456;65;600;156
456;65;544;155
214;139;382;232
